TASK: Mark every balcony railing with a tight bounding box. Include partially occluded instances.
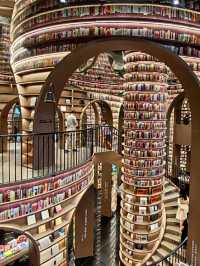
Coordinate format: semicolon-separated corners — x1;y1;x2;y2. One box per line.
148;237;188;266
0;126;119;184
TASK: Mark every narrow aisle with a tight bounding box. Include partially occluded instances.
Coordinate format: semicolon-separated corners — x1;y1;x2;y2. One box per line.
75;198;121;266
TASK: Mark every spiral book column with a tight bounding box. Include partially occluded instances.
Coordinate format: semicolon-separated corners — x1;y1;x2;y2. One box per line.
120;52;168;265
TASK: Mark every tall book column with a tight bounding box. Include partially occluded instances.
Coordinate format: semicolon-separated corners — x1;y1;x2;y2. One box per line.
120;52;168;265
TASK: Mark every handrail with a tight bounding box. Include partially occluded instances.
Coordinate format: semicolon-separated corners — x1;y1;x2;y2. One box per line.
0;125;120;184
148;237;188;265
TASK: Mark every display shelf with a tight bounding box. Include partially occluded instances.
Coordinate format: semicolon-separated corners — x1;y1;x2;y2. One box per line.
12;3;200;41
40;246;66;265
33;221;70;241
0;161;92;204
0;247;29;266
120;229;158;245
121;187;163;198
39;235;66;252
0;163;94;266
121;209;163;226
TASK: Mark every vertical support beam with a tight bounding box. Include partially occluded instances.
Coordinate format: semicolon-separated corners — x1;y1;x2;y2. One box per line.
101;162;112;218
74;186;95;259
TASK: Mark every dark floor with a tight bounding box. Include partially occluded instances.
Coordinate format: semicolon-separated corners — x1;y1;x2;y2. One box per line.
75;207;121;266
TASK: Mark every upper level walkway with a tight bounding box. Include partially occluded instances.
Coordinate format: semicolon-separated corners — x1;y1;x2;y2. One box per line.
0;126;120;184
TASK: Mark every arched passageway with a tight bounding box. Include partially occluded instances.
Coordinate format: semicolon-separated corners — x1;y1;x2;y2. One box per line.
33;37;200;263
80;99;113;129
0;97;21;152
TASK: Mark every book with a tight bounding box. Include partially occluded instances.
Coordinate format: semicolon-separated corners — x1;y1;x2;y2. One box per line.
38;236;51;250
55;204;62;213
40;249;51;263
127;213;134;221
41;210;50;220
136;216;143;223
141;235;148;241
27;214;36;225
55;217;63;226
38;224;46;234
139;207;146;215
150;223;159;231
140;197;147;205
51;243;59;256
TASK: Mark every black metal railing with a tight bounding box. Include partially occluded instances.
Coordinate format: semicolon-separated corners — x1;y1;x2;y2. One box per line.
0;126;119;184
149;237;188;266
167;164;190;198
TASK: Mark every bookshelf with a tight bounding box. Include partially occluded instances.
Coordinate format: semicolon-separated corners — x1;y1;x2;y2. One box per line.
12;3;200;39
121;51;168;263
0;161;94;266
0;233;30;265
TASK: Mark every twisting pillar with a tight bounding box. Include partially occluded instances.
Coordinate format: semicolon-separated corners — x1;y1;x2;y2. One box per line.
120;52;168;265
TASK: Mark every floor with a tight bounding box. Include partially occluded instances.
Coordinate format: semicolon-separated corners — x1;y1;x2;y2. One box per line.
75;199;121;266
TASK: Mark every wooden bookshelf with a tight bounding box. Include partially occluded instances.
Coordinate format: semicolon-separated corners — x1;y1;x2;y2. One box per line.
0;162;94;265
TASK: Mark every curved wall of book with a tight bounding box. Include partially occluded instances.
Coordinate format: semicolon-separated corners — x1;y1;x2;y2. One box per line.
0;160;94;266
10;2;200;139
120;52;168;264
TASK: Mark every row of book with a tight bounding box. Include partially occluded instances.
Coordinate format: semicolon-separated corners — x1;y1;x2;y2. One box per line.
125;121;166;130
123;209;160;223
122;218;160;232
0;163;92;203
124;167;163;178
0;235;29;261
125;130;166;139
22;26;200;48
14;43;200;65
123;176;163;188
13;43;76;63
123;194;161;209
124;63;168;73
123;83;167;92
124;102;166;111
40;239;65;264
125;73;168;82
14;2;200;30
124;158;163;168
124;148;165;158
124;92;167;102
123;111;166;120
0;176;91;221
125;140;164;149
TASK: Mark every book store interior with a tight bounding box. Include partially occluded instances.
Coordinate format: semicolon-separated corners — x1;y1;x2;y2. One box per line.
0;0;200;265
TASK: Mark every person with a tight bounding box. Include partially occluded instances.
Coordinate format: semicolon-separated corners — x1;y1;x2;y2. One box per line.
183;113;190;125
13;125;20;143
65;111;78;151
176;189;189;231
102;120;112;149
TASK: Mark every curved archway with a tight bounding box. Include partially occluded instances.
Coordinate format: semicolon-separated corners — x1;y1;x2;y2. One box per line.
0;97;21;152
80;99;113;129
166;93;191;196
0;224;40;266
33;37;200;262
166;93;185;177
0;97;20;135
